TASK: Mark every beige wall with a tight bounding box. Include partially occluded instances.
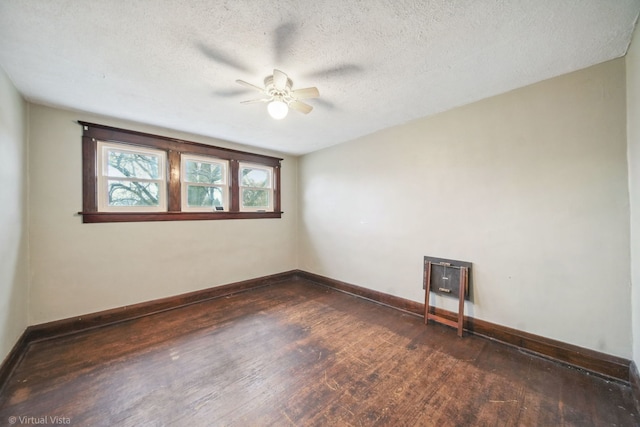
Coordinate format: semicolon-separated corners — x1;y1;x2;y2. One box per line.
299;59;631;358
0;67;28;362
627;22;640;368
27;105;298;324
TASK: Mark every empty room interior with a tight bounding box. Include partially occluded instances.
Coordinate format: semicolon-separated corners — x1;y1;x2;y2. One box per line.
2;1;640;426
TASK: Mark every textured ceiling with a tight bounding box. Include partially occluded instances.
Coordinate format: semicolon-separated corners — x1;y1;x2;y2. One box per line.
1;1;639;155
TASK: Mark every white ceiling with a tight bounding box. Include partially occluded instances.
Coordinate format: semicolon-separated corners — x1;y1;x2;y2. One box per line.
1;1;639;155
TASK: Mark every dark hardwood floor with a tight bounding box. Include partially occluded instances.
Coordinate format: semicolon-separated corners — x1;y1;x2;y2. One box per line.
1;278;638;426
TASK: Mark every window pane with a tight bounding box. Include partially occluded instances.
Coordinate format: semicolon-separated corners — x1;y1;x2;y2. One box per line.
241;167;270;188
107;150;160;179
185;160;224;184
242;189;270;208
107;180;160;206
187;185;223;208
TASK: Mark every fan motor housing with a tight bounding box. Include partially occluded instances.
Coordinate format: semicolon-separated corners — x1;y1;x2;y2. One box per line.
264;75;293;97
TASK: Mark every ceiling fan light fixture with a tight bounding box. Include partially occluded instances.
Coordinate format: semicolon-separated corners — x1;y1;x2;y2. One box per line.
237;69;318;118
267;99;288;120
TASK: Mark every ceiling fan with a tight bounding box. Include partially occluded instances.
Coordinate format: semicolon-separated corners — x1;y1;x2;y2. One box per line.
236;69;319;120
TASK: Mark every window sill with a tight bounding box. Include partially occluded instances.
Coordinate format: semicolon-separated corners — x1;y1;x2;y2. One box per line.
78;211;283;223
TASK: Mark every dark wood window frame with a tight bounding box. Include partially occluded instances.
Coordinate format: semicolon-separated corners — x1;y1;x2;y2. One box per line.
79;121;282;223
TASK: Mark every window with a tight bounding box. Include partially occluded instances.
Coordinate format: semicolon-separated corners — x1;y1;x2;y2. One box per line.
80;122;282;223
97;141;167;212
182;155;229;212
239;163;274;212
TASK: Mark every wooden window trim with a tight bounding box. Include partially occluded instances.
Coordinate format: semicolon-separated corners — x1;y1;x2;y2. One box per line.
79;121;283;223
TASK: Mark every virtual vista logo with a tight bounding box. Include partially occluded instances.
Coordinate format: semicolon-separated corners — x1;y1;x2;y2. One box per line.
8;415;71;425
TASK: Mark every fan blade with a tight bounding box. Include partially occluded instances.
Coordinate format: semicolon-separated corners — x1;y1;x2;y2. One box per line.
215;88;251;97
273;69;288;91
274;22;296;63
198;42;251;72
289;100;313;114
305;64;363;79
291;87;319;99
313;97;336;110
240;98;271;104
236;80;264;92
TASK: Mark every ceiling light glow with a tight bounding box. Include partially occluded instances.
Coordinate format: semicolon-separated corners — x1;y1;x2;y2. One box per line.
267;100;288;120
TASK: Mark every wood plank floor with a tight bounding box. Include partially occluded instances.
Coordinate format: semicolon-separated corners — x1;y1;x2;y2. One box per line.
1;278;638;426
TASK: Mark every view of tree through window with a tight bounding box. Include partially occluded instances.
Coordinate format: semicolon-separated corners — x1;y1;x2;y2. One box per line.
106;149;162;207
184;159;225;209
241;166;271;209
